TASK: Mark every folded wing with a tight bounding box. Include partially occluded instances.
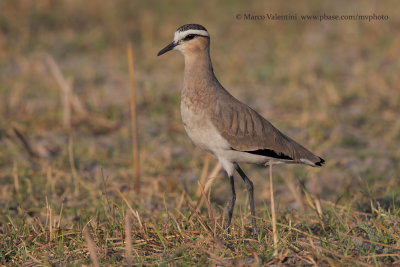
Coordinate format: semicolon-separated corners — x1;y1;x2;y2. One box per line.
210;90;324;166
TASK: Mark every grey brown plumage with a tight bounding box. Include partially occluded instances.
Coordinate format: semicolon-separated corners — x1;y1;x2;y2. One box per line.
157;23;325;238
210;88;324;166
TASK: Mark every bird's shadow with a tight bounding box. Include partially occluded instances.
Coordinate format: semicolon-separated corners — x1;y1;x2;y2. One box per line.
356;196;400;213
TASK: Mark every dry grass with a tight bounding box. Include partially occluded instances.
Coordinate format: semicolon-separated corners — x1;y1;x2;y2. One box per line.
1;0;400;265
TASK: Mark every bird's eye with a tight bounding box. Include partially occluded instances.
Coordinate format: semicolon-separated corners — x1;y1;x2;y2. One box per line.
183;34;196;41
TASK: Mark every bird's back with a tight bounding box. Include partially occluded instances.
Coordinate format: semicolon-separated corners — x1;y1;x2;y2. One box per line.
209;85;324;166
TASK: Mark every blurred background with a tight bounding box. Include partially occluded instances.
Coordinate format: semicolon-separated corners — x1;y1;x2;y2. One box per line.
0;0;400;263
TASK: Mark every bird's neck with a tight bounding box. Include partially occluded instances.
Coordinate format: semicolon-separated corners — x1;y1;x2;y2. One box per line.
183;50;217;90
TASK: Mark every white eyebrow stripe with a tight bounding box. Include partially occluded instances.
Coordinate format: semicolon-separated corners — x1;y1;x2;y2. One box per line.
174;29;209;42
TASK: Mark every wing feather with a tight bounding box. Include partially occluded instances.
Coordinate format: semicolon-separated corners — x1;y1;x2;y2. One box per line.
210;91;323;165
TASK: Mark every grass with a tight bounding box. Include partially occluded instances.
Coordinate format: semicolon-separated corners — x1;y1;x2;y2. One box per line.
1;0;400;265
2;189;399;265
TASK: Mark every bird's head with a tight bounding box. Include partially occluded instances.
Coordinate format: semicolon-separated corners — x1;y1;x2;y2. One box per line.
157;24;210;57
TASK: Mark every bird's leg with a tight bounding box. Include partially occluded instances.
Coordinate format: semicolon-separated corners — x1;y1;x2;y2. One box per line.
226;175;236;231
235;164;259;238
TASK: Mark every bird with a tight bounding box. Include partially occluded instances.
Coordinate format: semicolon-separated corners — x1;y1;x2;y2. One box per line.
157;24;325;237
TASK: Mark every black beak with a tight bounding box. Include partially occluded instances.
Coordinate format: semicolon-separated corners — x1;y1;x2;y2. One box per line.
157;41;176;56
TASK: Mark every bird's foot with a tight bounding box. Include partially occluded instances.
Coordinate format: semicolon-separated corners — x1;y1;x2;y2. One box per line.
252;230;259;239
252;225;259;239
225;223;232;234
